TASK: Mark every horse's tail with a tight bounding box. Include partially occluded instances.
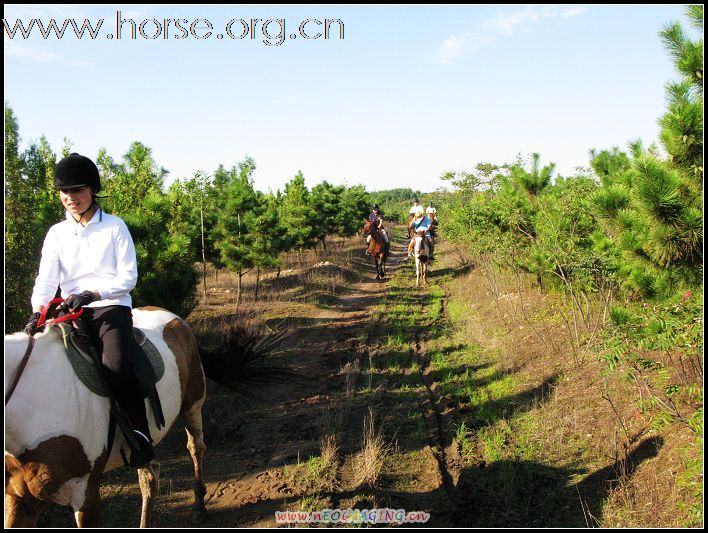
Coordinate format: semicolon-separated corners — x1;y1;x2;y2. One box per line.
197;325;294;397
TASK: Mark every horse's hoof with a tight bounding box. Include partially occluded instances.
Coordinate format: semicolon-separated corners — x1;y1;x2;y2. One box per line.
191;510;209;525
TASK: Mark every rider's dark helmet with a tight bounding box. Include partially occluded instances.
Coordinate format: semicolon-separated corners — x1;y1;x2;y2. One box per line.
413;197;419;203
373;204;380;210
54;153;101;193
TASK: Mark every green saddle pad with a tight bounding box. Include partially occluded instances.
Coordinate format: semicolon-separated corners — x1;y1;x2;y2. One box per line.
58;325;165;397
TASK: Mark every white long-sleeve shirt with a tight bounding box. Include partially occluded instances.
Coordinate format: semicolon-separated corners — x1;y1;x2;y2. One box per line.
409;204;424;217
31;208;138;310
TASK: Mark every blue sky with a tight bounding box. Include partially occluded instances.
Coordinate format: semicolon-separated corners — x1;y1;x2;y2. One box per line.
4;5;689;193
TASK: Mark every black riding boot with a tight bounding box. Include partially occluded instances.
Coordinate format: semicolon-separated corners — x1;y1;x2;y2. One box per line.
104;370;154;467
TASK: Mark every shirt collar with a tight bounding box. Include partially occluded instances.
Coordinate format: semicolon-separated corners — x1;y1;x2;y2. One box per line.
65;205;103;225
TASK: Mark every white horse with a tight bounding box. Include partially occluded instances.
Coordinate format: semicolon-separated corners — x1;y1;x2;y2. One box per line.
5;306;278;528
413;234;430;287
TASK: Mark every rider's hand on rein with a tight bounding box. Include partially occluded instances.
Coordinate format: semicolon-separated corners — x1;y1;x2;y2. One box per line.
23;312;41;336
62;291;96;312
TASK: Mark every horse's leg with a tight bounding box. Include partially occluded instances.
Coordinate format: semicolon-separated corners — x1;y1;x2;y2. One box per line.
415;258;420;287
138;462;160;528
183;399;209;525
75;489;101;528
75;440;111;528
75;474;104;527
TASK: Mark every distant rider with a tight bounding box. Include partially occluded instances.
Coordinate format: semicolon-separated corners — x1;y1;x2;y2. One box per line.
366;204;389;255
407;198;424;238
407;211;434;260
426;202;437;223
426;202;438;238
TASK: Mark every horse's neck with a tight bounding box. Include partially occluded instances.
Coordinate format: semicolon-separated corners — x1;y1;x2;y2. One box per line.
414;236;428;255
5;331;61;389
5;330;90;455
5;333;34;377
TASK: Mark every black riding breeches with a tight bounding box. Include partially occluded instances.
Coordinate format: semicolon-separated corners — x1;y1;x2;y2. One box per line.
81;305;151;438
82;305;134;375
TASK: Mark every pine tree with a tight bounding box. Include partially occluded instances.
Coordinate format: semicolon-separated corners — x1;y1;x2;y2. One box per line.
510;152;556;201
4;106;64;331
214;157;259;308
5;104;32;331
592;6;703;298
250;192;290;298
280;171;314;251
310;181;343;249
106;142;199;315
337;184;371;236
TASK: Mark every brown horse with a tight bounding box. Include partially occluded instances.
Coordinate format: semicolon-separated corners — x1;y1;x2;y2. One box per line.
362;220;389;279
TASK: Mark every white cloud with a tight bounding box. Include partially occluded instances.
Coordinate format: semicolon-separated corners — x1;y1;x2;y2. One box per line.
437;31;494;64
4;40;59;61
4;40;90;67
438;32;471;65
562;6;588;19
436;5;589;64
483;6;544;36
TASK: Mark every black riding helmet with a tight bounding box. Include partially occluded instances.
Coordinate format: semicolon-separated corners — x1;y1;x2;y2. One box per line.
373;204;379;210
54;153;101;193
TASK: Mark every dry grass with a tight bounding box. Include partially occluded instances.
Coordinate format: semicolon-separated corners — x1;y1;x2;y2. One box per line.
601;422;702;527
321;434;339;468
445;261;701;527
353;408;393;489
188;236;368;337
339;359;361;400
199;240;360;307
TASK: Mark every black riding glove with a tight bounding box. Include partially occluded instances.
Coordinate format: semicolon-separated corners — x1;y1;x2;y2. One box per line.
63;290;97;312
24;311;42;336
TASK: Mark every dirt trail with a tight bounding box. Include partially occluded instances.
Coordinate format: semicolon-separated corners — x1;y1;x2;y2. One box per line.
91;234;423;527
192;240;409;528
39;232;461;528
413;295;463;509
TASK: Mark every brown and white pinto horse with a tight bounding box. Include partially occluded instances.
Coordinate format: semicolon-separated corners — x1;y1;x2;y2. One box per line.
412;234;431;287
361;220;389;279
5;307;274;528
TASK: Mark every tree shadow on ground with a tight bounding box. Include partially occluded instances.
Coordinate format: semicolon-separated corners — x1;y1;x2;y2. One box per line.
171;434;663;528
452;435;664;527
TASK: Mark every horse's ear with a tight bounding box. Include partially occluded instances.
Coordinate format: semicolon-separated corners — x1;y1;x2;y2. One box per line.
5;453;22;475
